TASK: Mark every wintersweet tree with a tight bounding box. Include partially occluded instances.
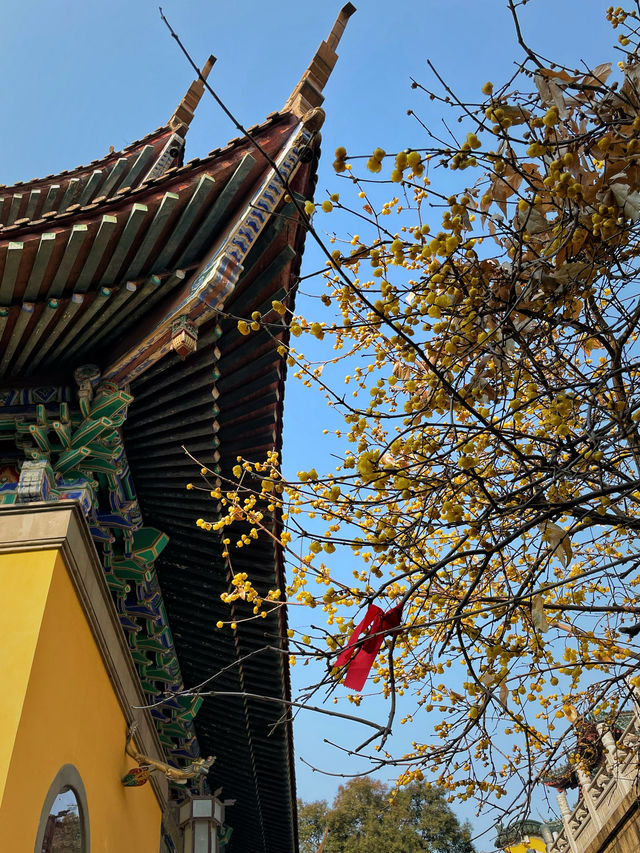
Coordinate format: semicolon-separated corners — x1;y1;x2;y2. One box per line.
191;0;640;821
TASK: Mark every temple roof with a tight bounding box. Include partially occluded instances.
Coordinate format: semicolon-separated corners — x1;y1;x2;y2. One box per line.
0;7;356;852
0;54;216;231
0;110;299;383
0;109;308;853
123;209;309;851
121;136;316;853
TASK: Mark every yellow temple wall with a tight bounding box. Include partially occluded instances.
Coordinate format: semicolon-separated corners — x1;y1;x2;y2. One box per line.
0;546;163;852
504;838;546;853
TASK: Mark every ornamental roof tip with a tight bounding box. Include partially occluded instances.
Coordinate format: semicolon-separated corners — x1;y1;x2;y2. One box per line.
283;3;356;118
168;54;216;133
0;125;173;195
0;8;338;231
495;818;545;848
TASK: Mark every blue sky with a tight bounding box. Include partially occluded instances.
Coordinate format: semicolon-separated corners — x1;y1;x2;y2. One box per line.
3;0;620;846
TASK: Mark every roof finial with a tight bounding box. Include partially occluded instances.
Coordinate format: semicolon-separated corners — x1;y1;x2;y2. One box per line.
169;54;217;133
327;4;357;52
283;5;356;118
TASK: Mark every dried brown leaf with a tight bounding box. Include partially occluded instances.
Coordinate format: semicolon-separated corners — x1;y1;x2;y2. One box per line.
581;62;612;88
539;521;573;567
517;207;549;235
393;362;412;380
611;182;640;222
535;73;569;117
531;595;549;633
536;67;575;83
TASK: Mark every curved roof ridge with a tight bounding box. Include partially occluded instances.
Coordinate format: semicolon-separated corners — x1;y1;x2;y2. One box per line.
0;55;221;227
0;125;173;195
0;112;294;241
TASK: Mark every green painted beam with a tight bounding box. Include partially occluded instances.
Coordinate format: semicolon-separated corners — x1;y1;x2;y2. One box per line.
0;308;9;344
98;157;129;198
70;416;113;448
58;178;80;212
6;194;22;226
64;282;137;360
12;299;60;372
89;389;132;420
35;405;48;428
0;242;24;306
177;154;256;267
112;562;152;582
41;184;60;214
78;170;104;206
80;441;119;461
115;269;185;336
25;422;50;453
48;224;88;298
47;287;112;361
26;293;85;372
121;145;156;190
25;189;41;221
90;273;160;340
23;232;57;301
74;214;118;293
99;203;148;285
0;415;18;432
123;192;180;280
76;456;116;475
152;174;216;271
56;445;91;475
0;302;34;375
51;417;72;449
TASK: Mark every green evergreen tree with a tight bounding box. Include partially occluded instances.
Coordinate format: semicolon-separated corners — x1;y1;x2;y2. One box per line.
299;778;475;853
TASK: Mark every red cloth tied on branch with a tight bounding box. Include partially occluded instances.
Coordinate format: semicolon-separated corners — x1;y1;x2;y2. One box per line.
335;602;404;691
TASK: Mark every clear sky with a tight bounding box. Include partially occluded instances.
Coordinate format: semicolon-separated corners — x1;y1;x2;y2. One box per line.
2;1;619;847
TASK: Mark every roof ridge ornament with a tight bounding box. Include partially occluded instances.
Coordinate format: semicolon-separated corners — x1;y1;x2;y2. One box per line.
142;55;218;184
283;4;356;118
169;54;217;133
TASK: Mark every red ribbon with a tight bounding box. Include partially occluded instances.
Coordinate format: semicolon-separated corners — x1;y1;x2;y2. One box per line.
335;602;404;691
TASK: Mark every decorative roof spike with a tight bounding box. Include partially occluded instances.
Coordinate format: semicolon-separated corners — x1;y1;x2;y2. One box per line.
283;4;356;118
327;3;357;50
169;54;217;132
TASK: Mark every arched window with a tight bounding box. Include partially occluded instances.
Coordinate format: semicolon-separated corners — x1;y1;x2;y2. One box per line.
34;765;89;853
